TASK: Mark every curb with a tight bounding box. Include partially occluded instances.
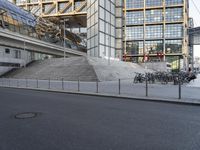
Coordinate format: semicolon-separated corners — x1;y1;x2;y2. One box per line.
1;86;200;106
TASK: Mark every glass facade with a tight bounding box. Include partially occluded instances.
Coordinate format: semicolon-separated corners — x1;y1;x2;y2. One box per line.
165;8;183;22
124;0;188;63
146;9;163;23
165;40;182;54
126;11;144;25
115;0;123;59
165;0;183;6
146;0;162;7
87;0;98;56
87;0;117;59
126;41;143;55
146;25;163;38
165;24;183;38
126;26;144;40
145;40;163;54
126;0;144;9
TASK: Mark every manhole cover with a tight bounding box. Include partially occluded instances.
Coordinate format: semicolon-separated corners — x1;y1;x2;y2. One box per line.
15;112;38;119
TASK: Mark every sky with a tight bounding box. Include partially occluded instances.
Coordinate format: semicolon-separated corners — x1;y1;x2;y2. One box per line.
189;0;200;57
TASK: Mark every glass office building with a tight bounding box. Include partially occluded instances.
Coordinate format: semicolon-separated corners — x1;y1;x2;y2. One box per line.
87;0;189;66
12;0;189;67
124;0;189;66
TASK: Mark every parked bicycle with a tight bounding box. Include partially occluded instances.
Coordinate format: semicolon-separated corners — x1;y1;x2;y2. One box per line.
133;71;197;85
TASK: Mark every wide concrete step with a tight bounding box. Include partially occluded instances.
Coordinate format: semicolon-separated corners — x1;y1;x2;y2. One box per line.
2;57;98;81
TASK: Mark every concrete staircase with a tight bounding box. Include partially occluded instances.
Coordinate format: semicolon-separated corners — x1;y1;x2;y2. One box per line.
2;56;153;81
2;57;98;81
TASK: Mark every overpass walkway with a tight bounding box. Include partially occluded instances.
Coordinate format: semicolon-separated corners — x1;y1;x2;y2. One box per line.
0;28;86;57
189;26;200;45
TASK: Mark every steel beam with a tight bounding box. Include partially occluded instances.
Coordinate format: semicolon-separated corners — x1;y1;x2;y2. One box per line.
15;0;87;18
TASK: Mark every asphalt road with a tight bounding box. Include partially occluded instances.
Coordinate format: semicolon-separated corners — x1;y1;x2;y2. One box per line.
0;87;200;150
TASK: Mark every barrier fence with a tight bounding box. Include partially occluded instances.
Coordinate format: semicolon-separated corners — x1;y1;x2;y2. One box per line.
0;77;199;100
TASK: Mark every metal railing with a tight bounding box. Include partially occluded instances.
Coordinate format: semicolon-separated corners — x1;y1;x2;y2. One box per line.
0;76;198;100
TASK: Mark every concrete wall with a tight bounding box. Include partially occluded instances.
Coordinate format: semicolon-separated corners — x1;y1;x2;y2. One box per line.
0;46;30;75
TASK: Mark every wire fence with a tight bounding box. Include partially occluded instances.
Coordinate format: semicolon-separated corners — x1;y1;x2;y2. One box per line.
0;77;199;100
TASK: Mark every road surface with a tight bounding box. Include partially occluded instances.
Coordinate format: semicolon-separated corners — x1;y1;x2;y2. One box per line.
0;87;200;150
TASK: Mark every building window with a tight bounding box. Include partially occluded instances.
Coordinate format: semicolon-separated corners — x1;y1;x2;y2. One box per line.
126;11;144;25
126;0;144;9
166;8;183;22
126;41;144;55
165;0;183;6
126;26;144;40
146;25;163;39
146;0;162;7
5;48;10;54
165;24;183;38
145;40;163;54
146;9;163;23
165;40;182;54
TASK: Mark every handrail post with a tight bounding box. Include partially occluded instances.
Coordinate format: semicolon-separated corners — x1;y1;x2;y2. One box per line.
119;79;121;95
146;74;148;97
36;78;38;88
26;78;28;88
17;79;19;87
48;78;50;89
62;78;64;90
9;78;10;87
78;77;80;92
96;80;98;93
178;75;181;99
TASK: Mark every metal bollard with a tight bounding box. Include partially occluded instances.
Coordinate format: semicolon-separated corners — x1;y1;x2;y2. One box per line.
48;78;50;89
17;79;19;87
178;75;181;99
78;78;80;92
36;79;38;88
62;78;64;90
26;78;28;87
96;80;99;93
146;74;148;97
119;79;121;95
8;78;10;87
